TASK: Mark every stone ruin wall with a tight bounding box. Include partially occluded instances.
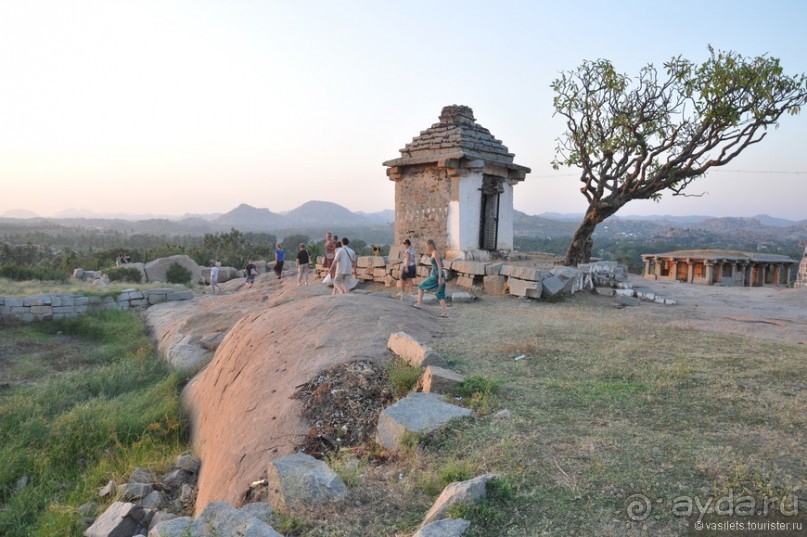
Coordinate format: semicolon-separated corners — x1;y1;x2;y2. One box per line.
795;246;807;288
393;165;451;252
0;288;193;324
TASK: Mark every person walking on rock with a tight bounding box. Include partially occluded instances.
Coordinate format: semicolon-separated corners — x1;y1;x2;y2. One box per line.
244;259;257;288
323;232;337;269
412;239;448;317
400;238;417;300
329;238;357;295
210;261;220;293
273;243;285;280
296;243;310;286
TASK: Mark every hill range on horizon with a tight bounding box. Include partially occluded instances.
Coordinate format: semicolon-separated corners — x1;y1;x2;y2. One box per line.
1;200;804;229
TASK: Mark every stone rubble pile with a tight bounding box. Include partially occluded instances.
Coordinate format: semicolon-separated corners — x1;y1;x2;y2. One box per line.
319;252;677;306
83;454;202;537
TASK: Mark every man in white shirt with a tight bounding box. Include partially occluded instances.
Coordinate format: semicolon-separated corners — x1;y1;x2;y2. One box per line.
329;238;357;294
210;261;220;293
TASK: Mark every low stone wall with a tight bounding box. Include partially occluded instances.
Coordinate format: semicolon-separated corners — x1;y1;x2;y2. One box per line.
0;288;193;324
314;252;638;300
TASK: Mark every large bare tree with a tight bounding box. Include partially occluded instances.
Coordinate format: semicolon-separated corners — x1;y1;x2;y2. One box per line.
552;47;807;266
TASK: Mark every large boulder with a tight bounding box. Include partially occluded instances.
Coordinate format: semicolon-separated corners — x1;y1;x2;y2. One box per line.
144;255;201;284
182;293;437;513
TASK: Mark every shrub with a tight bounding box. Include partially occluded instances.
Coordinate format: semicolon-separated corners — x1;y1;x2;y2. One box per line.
165;263;192;284
105;267;142;283
386;357;421;398
457;375;499;413
0;264;69;283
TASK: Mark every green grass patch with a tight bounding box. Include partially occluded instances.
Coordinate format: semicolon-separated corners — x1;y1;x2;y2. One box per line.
0;309;190;537
456;375;500;413
386;357;421;399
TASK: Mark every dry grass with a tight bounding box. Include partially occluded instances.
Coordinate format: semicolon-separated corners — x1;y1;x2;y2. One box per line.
0;277;190;298
285;292;805;536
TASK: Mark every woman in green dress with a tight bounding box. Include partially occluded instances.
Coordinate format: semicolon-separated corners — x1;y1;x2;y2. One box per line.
412;239;449;318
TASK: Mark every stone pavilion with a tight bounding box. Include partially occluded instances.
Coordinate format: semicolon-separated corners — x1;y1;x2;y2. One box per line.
641;249;797;287
383;105;530;259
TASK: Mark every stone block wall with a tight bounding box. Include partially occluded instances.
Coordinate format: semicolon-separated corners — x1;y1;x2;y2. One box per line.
0;288;193;324
315;253;619;301
394;165;451;249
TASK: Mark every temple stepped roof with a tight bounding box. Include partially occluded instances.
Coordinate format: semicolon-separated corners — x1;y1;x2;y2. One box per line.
382;105;530;175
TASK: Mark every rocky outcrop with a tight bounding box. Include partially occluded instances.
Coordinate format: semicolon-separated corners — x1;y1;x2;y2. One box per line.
180;292;436;513
144;255;201;284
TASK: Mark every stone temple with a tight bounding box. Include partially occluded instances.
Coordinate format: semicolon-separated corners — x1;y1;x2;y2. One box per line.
383;105;530;259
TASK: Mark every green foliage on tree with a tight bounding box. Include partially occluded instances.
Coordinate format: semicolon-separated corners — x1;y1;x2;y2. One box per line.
552;47;807;266
105;267;142;283
165;263;193;284
187;228;276;269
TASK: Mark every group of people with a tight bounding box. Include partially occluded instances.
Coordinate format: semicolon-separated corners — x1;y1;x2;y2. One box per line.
232;232;449;317
240;242;313;289
115;253;132;266
323;231;357;295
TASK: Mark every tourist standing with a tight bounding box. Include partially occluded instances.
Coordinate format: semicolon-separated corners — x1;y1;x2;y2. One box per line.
210;261;220;293
400;238;417;299
412;239;448;317
296;243;310;286
323;232;337;269
244;259;257;288
329;238;357;295
274;243;285;279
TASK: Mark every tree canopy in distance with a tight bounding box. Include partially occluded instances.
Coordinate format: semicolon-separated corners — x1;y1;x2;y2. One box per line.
552;46;807;266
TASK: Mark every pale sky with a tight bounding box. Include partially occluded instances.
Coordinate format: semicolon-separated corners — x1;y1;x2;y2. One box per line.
2;0;806;220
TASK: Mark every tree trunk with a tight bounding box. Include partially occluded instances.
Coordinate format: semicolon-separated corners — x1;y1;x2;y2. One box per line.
562;207;611;266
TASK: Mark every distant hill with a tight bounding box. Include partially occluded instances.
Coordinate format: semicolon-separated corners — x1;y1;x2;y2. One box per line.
1;209;39;219
284;200;372;228
210;203;286;231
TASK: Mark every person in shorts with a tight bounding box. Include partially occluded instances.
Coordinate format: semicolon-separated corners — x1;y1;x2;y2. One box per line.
400;238;417;299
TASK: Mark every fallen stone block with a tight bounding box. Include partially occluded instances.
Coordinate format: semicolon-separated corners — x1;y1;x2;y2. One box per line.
508;278;541;298
614;287;636;297
633;286;656;301
85;501;149;537
500;265;547;281
449;261;487;275
421;474;498;526
413;518;472;537
417;366;465;394
387;332;448;368
485;263;503;276
483;275;507;296
594;287;615;296
655;296;678;305
267;453;347;511
540;276;565;297
376;393;472;450
150;501;282;537
615;295;642;307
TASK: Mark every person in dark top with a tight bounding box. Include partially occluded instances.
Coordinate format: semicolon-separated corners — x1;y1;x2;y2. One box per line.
244;260;257;288
296;243;310;286
274;243;285;279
